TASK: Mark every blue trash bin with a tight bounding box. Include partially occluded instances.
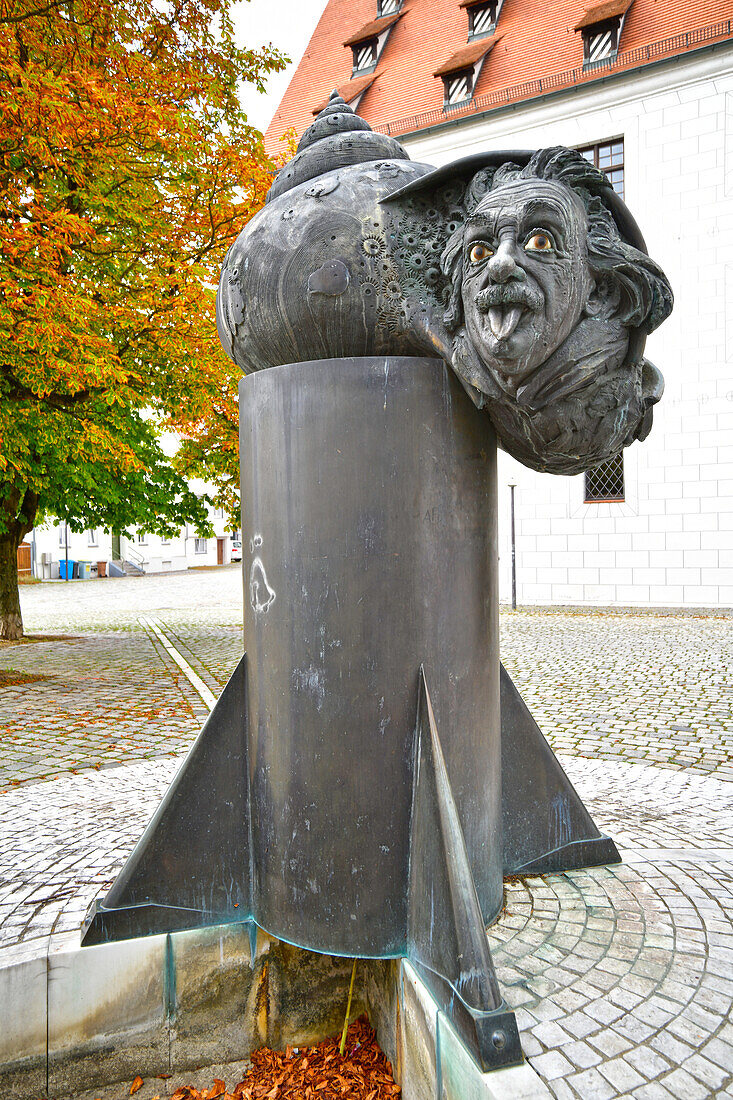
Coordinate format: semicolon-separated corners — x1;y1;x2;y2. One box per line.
59;559;76;580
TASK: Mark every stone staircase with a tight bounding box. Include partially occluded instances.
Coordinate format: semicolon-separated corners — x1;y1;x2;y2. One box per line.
108;557;145;577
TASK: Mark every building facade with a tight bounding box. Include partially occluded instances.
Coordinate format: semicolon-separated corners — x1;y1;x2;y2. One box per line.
28;511;237;579
266;0;733;608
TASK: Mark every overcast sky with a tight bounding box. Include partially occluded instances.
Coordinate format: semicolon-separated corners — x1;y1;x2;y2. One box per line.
233;0;329;134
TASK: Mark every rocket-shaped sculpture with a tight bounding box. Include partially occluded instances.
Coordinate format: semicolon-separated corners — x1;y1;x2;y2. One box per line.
83;359;618;1071
83;94;674;1073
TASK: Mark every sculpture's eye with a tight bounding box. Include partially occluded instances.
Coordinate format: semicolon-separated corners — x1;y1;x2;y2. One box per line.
524;231;554;252
469;243;493;264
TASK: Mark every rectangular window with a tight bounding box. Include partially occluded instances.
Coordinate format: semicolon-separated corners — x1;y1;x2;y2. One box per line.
161;535;170;545
586;27;614;60
378;0;399;13
585;454;624;502
137;531;147;544
469;1;496;37
353;39;377;72
87;529;98;547
578;138;624;200
582;18;620;65
58;522;67;547
194;538;207;554
444;71;472;106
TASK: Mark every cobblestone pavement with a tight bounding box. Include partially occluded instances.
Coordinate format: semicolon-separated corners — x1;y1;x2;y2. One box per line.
0;570;244;789
494;759;733;1100
1;572;732;1098
501;607;733;781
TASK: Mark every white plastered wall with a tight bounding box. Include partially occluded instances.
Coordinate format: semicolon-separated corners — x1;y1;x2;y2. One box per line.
403;47;733;607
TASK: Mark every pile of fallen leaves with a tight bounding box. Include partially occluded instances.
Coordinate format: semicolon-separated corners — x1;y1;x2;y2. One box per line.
134;1017;400;1100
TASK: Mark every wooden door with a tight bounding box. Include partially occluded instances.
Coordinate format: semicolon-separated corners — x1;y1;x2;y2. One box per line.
17;543;31;575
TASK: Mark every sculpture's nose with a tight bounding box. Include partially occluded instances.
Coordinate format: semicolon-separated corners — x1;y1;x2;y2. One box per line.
487;241;524;283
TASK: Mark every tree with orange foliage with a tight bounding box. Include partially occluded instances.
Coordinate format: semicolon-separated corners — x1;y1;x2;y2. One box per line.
0;0;284;638
172;125;297;531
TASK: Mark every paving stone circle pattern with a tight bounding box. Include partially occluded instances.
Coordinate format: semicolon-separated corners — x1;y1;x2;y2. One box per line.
1;570;731;1098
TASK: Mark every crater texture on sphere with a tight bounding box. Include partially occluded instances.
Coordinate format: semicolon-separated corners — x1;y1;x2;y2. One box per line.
217;159;437;373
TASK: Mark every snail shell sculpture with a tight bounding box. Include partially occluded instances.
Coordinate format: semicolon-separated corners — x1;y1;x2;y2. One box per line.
218;93;673;474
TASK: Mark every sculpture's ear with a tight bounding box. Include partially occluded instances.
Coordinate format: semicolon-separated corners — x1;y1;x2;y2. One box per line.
584;197;673;333
441;224;465;332
641;357;664;405
632;358;665;443
584;274;620;321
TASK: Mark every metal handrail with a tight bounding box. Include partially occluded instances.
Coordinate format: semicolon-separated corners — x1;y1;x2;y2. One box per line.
124;542;146;566
375;18;733;138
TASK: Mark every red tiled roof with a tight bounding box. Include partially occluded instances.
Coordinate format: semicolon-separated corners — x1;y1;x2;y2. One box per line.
574;0;633;32
265;0;733;154
434;36;498;76
343;11;402;46
311;73;378;114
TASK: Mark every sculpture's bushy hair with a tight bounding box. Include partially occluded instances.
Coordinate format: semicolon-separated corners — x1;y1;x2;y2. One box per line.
441;146;673;336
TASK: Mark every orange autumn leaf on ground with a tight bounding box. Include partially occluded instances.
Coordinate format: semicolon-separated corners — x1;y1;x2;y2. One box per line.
202;1082;227;1100
130;1076;144;1095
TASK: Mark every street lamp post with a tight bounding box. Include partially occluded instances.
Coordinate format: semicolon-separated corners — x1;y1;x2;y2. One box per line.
508;483;517;611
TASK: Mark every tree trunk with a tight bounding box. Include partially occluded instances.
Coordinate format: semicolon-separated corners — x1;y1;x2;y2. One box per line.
0;484;39;640
0;533;23;640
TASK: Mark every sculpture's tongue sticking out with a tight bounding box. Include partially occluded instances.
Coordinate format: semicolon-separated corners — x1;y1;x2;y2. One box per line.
476;284;544;352
488;304;524;341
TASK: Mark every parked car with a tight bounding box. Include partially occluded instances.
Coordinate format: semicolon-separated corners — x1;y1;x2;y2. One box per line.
231;538;242;562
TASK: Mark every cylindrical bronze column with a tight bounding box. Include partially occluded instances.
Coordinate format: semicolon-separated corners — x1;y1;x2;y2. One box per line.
239;355;501;956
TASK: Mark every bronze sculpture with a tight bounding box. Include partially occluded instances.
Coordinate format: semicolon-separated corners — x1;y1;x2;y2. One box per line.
217;93;672;474
84;94;673;1078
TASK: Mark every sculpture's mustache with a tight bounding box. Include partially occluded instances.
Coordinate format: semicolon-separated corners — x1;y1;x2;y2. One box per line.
475;285;543;313
474;284;543;342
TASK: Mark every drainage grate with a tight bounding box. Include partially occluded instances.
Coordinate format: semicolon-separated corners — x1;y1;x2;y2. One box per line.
585;453;625;501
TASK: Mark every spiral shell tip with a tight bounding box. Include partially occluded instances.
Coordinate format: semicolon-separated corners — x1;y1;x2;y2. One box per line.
266;88;408;202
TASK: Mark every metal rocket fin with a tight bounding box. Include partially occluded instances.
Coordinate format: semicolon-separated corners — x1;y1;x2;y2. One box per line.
500;662;620;875
82;655;251;946
407;668;522;1071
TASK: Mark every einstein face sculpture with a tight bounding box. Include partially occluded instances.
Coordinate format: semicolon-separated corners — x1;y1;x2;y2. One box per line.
461;180;594;395
436;149;673;472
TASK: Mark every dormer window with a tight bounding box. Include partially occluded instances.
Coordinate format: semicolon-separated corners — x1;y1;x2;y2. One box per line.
378;0;400;14
470;2;496;36
459;0;504;39
344;11;403;76
585;20;619;61
445;70;473;105
353;38;377;72
574;0;633;67
434;37;498;109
